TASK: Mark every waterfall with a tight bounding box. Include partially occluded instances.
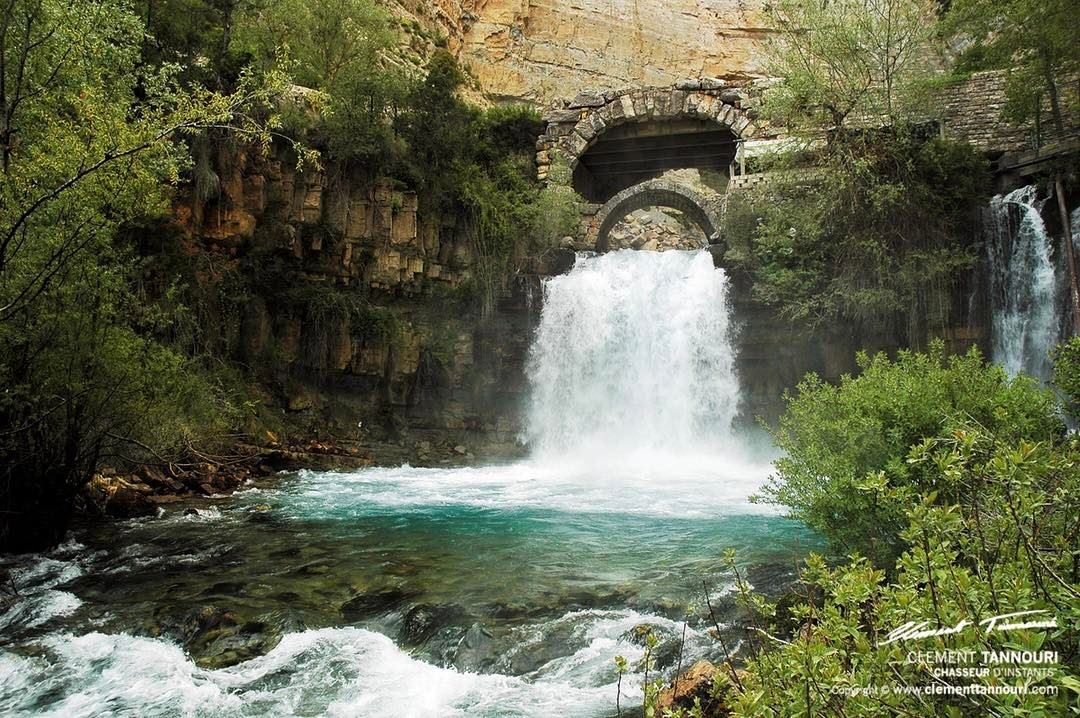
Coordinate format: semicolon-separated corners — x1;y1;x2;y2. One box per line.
987;186;1060;380
525;249;739;462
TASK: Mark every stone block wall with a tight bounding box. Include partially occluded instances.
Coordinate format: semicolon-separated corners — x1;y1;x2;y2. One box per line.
941;70;1080;153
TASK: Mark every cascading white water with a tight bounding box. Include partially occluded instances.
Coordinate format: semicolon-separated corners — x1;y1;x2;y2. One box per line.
987;186;1060;380
525;249;739;462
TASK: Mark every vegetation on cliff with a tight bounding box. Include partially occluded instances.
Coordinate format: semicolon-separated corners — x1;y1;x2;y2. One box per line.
0;0;569;552
723;0;992;344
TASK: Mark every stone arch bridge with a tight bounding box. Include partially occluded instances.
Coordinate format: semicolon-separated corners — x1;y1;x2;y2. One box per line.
535;81;766;251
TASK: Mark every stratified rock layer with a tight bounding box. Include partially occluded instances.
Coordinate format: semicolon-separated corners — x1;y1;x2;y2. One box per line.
388;0;770;104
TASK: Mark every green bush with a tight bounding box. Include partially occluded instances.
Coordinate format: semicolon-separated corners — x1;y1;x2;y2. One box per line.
757;342;1064;567
1053;337;1080;421
723;133;989;342
725;419;1080;717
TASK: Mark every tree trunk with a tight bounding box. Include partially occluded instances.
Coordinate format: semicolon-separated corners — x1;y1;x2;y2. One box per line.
1056;173;1080;335
1042;63;1065;134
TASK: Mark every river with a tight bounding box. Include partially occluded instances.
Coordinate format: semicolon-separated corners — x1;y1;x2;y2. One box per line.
0;250;815;717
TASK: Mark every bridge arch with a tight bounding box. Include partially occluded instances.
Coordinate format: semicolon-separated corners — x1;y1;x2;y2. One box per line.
538;85;759;204
589;178;724;252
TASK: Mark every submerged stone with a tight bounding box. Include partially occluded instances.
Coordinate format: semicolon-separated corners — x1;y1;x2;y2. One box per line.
454;623;498;671
340;588;417;620
399;603;466;647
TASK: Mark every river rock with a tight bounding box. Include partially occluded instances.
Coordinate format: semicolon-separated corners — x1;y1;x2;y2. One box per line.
655;660;741;716
399;603;465;646
622;622;662;646
83;475;158;519
341;588;417;620
454;623;498;671
196;620;281;669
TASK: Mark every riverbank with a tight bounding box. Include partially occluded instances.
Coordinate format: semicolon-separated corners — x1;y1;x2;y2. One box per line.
76;434;529;522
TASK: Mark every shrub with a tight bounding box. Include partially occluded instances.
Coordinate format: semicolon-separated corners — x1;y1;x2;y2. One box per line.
727;424;1080;717
1053;337;1080;421
757;342;1064;567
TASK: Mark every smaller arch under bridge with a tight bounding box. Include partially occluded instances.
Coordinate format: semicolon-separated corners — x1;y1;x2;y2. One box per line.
588;178;725;252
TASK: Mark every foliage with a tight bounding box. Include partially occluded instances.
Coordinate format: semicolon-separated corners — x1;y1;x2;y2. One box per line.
0;0;308;551
232;0;409;167
396;49;480;214
232;0;396;89
762;0;943;131
140;0;260;88
1053;337;1080;421
757;343;1063;567
946;0;1079;134
723;133;989;339
727;424;1080;717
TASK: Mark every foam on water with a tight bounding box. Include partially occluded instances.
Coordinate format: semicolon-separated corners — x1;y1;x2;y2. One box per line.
0;552;89;634
286;453;776;521
526;249;740;463
0;611;698;718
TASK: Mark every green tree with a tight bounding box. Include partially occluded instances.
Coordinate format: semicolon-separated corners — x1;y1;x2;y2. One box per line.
232;0;395;88
232;0;406;167
948;0;1078;134
762;0;943;131
139;0;261;87
397;49;479;213
0;0;310;551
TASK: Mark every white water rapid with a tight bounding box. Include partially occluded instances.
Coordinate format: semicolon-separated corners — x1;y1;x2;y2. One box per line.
987;186;1061;380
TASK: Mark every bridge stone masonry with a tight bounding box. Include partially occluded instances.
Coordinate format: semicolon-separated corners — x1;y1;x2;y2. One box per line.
590;178;726;251
537;71;1080;251
535;79;779;251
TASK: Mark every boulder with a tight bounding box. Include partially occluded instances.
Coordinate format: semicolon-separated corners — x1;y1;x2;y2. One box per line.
83;474;157;518
398;603;464;647
655;660;737;716
454;623;498;671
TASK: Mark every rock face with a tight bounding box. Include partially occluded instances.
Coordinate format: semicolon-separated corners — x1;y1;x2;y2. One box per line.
467;0;768;102
389;0;770;104
169;142;541;449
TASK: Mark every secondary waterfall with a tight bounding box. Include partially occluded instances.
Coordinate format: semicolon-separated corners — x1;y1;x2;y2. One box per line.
526;249;739;461
987;186;1061;380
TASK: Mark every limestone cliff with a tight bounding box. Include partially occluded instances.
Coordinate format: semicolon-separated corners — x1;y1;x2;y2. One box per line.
166;142;552;452
387;0;770;104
